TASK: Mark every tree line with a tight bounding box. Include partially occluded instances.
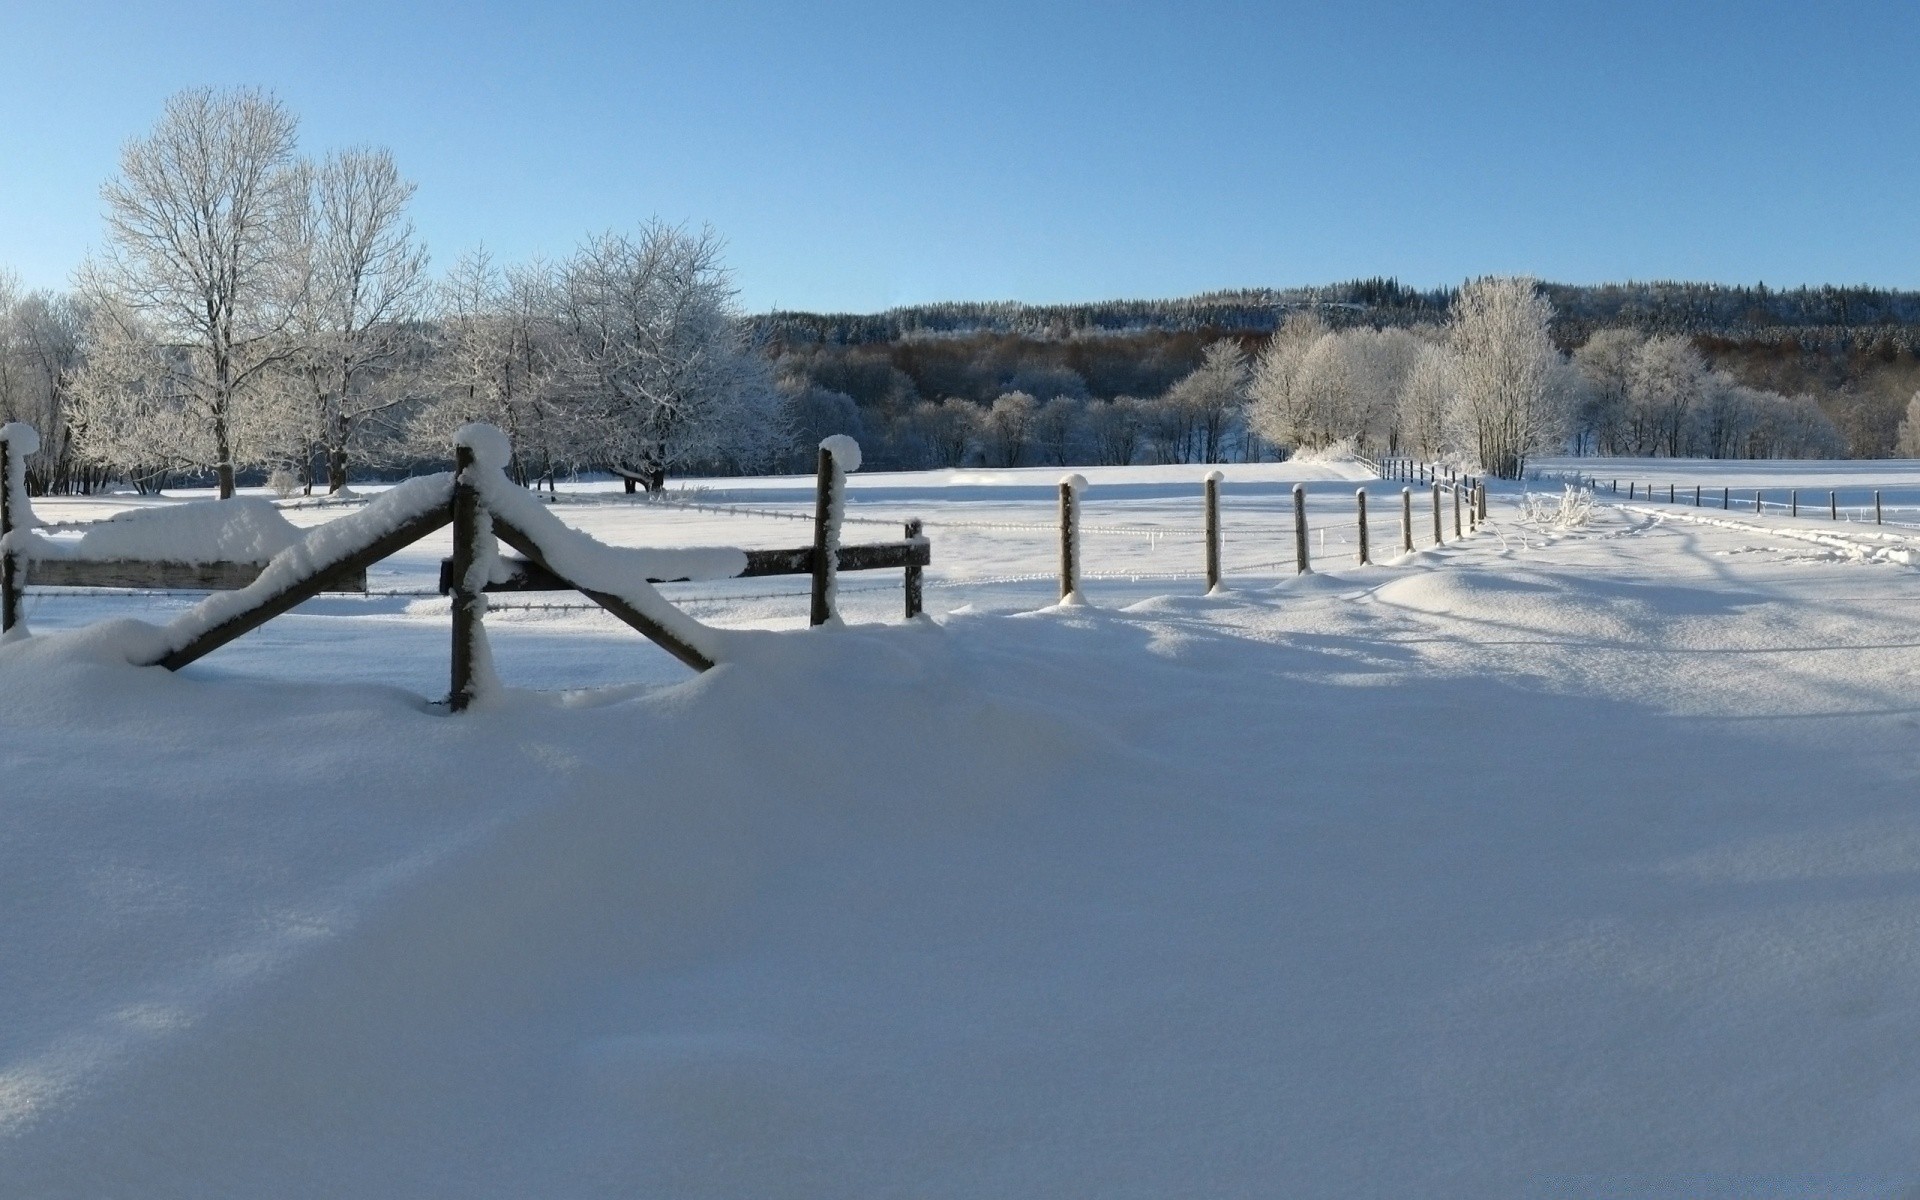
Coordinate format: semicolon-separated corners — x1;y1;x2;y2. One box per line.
0;87;1912;497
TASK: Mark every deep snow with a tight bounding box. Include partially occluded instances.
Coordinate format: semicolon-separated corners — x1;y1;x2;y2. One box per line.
6;463;1920;1195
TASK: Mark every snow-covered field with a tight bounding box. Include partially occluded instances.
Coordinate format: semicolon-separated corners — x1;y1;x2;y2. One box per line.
9;456;1920;1195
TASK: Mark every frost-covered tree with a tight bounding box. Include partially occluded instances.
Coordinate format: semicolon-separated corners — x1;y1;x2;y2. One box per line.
1086;396;1146;466
910;397;980;468
419;251;574;486
556;223;777;491
779;382;863;470
1571;328;1643;454
1448;276;1568;479
983;390;1038;467
67;299;213;491
1031;395;1083;467
85;87;308;497
1893;392;1920;457
1248;311;1329;451
1398;343;1457;460
1629;334;1708;458
0;284;87;493
293;147;431;491
1165;340;1248;463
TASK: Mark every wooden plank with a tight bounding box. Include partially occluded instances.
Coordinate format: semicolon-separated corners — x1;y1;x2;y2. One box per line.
154;505;452;671
488;514;716;673
442;542;930;593
24;558;369;592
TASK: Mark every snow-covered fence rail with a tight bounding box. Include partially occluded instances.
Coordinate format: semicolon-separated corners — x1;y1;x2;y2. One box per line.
2;425;373;632
434;437;929;637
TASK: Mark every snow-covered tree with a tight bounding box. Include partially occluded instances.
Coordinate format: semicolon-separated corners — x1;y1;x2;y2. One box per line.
67;300;213;491
84;87;308;497
1893;392;1920;457
1165;339;1248;463
909;397;980;468
983;390;1038;467
556;223;776;491
1248;311;1329;451
1571;328;1642;454
1629;334;1708;458
1398;343;1457;460
1031;395;1084;467
293;147;431;491
1086;396;1146;466
1448;277;1568;479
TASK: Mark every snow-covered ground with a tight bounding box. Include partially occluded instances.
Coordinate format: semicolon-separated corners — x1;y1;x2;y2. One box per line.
8;458;1920;1195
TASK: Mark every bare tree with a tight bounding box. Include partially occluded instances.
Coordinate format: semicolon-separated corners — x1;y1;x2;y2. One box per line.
87;87;307;497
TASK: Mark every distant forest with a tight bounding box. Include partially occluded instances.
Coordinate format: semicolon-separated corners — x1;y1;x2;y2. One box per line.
761;279;1920;459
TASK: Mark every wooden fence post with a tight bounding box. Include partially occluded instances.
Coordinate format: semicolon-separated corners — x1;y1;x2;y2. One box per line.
1722;487;1729;510
1204;471;1223;590
1668;483;1674;503
904;518;924;618
1400;486;1413;552
0;426;20;635
1476;479;1487;522
1830;491;1837;520
810;446;838;625
1059;474;1082;600
1694;485;1701;506
1293;483;1310;574
1355;488;1369;565
1755;490;1763;513
448;443;484;712
1791;489;1799;518
1431;481;1443;545
1875;491;1883;525
1453;482;1463;538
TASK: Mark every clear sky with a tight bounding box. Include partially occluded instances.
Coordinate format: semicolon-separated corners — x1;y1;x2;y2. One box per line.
2;0;1914;313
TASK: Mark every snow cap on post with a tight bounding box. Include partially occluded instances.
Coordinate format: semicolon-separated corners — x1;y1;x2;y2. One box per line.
1061;473;1088;492
1204;469;1224;484
820;434;862;473
1;423;41;457
453;423;512;472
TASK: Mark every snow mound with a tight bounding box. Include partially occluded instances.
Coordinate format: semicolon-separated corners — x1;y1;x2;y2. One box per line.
61;498;304;565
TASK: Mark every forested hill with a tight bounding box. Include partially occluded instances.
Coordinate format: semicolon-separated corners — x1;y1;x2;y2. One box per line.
755;279;1920;349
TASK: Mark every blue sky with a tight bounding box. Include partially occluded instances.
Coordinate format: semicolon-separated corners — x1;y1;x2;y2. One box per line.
1;1;1914;312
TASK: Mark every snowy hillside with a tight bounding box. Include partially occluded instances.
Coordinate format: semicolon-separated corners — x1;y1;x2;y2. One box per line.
6;463;1920;1195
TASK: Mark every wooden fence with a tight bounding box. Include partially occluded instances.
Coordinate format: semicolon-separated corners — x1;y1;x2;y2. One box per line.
0;426;929;711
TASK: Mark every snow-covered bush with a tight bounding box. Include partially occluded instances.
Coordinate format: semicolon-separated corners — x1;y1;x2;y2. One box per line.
1520;484;1594;530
